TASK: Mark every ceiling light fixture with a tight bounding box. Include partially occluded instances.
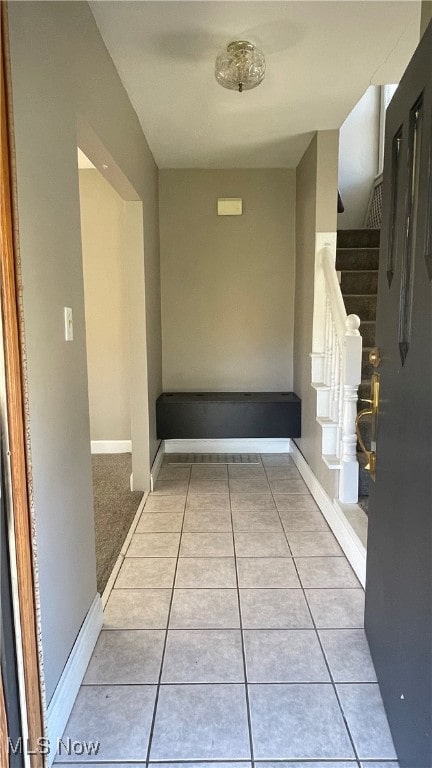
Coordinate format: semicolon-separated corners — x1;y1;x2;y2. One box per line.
215;40;265;93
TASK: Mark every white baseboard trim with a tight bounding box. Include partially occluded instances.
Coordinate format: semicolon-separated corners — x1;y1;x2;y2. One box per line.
46;594;103;766
101;491;148;608
290;442;367;587
164;438;291;454
151;442;166;491
91;440;132;454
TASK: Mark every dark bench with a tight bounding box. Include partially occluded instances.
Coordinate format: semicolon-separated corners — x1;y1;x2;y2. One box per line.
156;392;301;440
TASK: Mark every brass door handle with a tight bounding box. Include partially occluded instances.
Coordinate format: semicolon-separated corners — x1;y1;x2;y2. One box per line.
356;372;380;481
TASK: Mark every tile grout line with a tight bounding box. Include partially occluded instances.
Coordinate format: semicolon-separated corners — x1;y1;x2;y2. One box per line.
53;759;398;766
228;462;255;766
54;759;379;765
81;680;374;687
53;760;376;766
144;463;191;765
112;552;347;559
112;586;362;591
262;456;362;767
91;625;364;633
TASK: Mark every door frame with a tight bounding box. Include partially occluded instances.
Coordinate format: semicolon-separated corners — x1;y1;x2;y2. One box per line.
1;4;44;766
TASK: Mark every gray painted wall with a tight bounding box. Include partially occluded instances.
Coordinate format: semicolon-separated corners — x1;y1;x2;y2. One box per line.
160;169;296;392
293;131;340;500
7;1;161;702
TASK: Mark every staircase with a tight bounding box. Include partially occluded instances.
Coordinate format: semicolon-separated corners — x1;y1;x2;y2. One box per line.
336;229;380;504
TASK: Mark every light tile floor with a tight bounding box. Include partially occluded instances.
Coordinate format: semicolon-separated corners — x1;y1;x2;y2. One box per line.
56;454;398;766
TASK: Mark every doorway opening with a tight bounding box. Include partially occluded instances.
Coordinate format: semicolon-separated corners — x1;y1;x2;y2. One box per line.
77;146;149;594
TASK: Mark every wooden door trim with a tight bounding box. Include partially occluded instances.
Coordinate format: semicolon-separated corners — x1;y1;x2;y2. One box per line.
1;4;44;767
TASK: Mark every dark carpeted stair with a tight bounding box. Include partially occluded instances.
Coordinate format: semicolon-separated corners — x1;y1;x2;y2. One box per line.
337;229;380;249
336;229;380;508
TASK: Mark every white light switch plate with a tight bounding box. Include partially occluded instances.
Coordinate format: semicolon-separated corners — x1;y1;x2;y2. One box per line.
64;307;73;341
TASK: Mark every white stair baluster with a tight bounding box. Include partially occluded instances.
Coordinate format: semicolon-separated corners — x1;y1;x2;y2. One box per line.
332;338;341;425
324;299;331;388
336;348;344;458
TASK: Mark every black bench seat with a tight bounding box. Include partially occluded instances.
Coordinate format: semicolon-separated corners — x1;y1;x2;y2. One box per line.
156;392;301;440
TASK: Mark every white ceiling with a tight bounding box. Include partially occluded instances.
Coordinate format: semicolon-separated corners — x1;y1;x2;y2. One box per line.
90;1;421;168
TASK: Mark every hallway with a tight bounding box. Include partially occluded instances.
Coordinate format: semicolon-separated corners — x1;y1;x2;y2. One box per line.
57;454;397;764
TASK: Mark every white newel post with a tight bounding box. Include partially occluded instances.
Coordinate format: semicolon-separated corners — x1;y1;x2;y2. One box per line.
339;314;362;503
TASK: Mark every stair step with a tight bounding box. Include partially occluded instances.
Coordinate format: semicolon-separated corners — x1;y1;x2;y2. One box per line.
340;270;378;295
337;229;380;248
361;347;375;380
323;454;342;469
362;347;374;372
336;248;380;271
358;380;372;402
358;454;371;497
359;321;376;347
362;360;374;380
344;295;377;321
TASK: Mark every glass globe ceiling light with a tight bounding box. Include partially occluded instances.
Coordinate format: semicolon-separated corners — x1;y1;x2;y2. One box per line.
215;40;265;93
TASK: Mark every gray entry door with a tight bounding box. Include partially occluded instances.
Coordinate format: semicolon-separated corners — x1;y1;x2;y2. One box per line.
364;20;432;768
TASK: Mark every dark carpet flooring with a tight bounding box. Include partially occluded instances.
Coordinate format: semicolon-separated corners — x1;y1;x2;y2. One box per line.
92;453;143;594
